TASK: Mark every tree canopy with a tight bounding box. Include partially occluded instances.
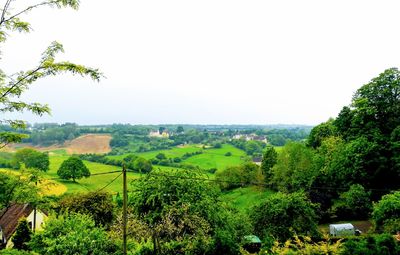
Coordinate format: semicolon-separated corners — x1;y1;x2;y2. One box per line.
57;157;90;182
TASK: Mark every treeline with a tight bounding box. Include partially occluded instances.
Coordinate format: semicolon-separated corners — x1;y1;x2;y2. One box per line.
261;68;400;225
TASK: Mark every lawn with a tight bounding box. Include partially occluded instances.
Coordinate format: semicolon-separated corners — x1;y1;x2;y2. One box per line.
220;186;275;213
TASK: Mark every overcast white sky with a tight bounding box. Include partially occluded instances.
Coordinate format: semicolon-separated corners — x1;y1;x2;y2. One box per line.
3;0;400;125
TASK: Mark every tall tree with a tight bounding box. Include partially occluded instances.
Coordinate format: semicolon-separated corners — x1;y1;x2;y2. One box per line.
261;146;277;183
0;0;101;148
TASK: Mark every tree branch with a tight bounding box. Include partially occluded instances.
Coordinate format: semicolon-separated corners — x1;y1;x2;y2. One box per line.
0;1;58;27
0;65;44;100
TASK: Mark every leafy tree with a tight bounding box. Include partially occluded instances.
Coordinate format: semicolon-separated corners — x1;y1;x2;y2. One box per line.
307;119;336;148
244;140;263;155
271;142;316;192
250;192;320;242
261;146;277;182
29;213;117;255
0;1;101;148
130;169;249;254
351;68;400;137
14;148;49;172
58;191;114;227
216;163;264;190
176;126;184;133
331;184;372;220
0;172;38;210
57;157;90;182
372;191;400;234
12;218;32;250
133;157;152;173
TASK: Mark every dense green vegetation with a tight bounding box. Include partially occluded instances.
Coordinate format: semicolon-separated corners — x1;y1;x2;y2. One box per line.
0;0;399;251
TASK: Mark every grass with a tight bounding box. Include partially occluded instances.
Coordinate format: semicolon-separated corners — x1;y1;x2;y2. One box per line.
220;186;275;213
183;144;247;171
107;145;203;160
45;156;141;194
108;144;247;172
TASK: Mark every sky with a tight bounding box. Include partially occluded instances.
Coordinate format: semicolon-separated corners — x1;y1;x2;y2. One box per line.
3;0;400;126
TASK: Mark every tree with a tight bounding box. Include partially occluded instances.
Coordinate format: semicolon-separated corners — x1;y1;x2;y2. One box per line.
0;172;38;210
29;213;117;255
130;169;249;254
14;148;49;172
372;191;400;234
12;218;32;250
0;1;101;148
307;119;336;148
261;146;277;182
331;184;372;220
271;142;316;192
215;163;264;190
58;191;114;227
133;157;152;173
250;192;320;242
57;157;90;182
176;126;184;133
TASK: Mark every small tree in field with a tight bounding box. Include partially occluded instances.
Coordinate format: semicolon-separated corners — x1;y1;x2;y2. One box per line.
57;157;90;182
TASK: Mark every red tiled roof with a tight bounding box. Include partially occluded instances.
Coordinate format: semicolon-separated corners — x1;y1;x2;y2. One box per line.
0;204;33;243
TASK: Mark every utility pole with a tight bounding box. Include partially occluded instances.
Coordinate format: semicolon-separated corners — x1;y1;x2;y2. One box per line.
33;181;37;233
122;165;127;255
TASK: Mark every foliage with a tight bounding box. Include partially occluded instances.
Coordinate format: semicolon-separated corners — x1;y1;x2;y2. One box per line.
12;218;32;250
261;146;277;183
216;163;264;190
307;119;336;149
341;234;400;255
130;169;250;254
14;148;49;172
58;191;114;227
0;172;38;210
57;156;90;182
244;235;342;255
0;250;34;255
250;192;320;242
372;191;400;233
29;213;117;255
271;142;316;192
331;184;372;220
0;1;101;148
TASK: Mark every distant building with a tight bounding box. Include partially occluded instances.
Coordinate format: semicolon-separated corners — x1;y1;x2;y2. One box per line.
0;204;47;248
149;130;170;138
232;134;268;143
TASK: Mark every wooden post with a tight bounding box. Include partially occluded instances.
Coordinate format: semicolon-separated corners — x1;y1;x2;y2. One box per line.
123;165;127;255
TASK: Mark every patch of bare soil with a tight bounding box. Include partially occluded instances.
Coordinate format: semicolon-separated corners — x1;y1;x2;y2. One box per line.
64;134;112;154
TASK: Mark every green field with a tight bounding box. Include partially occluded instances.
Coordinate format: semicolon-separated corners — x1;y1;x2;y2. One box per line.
0;143;251;194
45;156;141;194
108;144;248;172
220;186;275;212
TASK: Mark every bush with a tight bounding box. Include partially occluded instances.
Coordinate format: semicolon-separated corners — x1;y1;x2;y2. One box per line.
331;184;372;220
225;152;232;156
250;192;320;242
372;191;400;233
341;234;400;255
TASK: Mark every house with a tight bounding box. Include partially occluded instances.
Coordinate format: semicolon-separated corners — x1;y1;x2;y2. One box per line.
0;204;47;248
149;130;170;138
